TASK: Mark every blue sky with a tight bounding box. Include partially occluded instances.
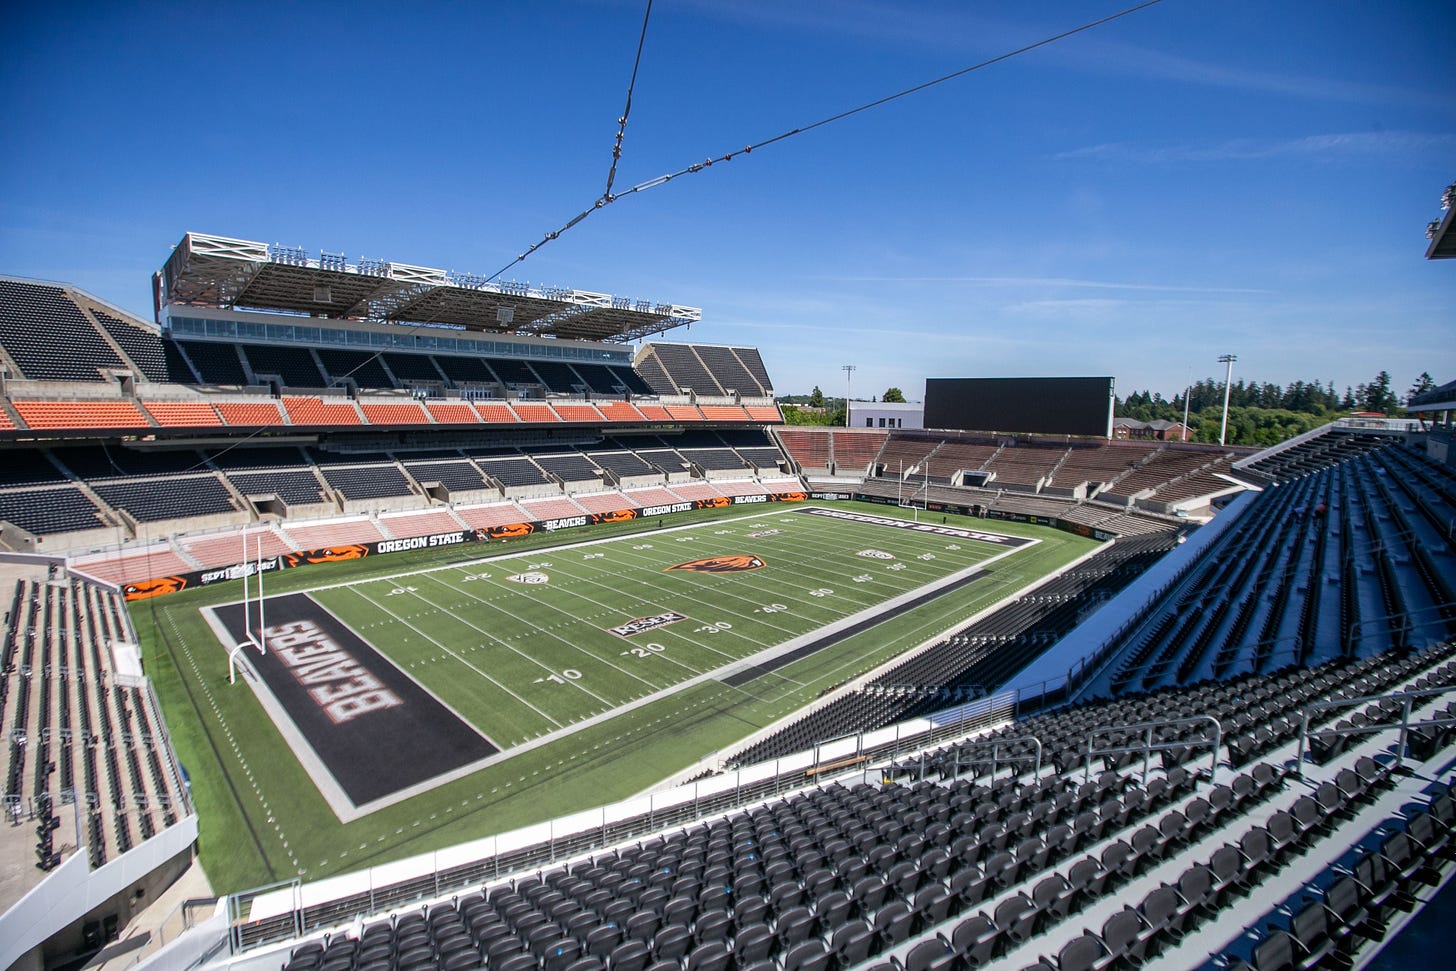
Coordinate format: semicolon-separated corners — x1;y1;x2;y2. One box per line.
2;0;1452;402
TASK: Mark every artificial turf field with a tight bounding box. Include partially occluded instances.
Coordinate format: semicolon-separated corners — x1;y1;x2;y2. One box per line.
131;502;1100;893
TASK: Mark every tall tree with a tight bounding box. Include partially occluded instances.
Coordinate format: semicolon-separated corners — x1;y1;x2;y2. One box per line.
882;387;906;403
1408;372;1437;402
1361;371;1398;414
808;385;825;408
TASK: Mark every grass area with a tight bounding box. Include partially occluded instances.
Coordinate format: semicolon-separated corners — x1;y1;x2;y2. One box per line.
131;501;1097;893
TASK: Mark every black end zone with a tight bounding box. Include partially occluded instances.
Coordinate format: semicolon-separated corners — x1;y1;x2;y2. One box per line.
214;593;497;807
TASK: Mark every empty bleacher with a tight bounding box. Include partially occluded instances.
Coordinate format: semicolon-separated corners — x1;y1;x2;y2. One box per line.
1;574;191;876
239;636;1456;971
0;279;127;381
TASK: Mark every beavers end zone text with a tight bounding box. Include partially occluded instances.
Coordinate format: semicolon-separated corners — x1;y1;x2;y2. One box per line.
209;593;498;819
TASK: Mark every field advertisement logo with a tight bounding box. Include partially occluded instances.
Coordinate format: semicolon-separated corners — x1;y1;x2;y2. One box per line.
284;545;369;567
610;610;688;637
483;522;535;540
747;528;781;538
857;549;895;560
507;571;550;584
667;554;766;574
123;575;188;600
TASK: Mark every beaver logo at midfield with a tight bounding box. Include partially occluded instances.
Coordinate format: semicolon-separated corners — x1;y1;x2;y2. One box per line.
667;554;766;574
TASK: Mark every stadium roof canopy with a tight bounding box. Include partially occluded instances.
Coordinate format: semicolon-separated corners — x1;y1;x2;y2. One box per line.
1424;182;1456;259
156;232;702;342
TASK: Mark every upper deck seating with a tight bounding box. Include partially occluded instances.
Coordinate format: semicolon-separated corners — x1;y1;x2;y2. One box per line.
310;348;392;390
244;344;327;388
0;279;127;381
433;354;497;387
173;340;249;385
90;308;172;382
381;352;446;386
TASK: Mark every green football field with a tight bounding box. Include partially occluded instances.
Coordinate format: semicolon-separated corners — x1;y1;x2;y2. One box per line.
133;502;1100;893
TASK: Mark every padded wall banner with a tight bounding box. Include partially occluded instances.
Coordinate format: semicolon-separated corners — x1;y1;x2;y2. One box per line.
119;492;821;600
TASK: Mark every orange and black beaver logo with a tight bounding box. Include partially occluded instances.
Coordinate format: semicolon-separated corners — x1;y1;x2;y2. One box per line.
667;554;766;573
778;491;808;502
284;544;369;568
123;576;188;601
485;522;535;540
694;497;731;510
590;509;638;524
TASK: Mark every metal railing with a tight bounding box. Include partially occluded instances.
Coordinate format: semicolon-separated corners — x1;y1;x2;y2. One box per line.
1295;683;1456;779
1080;714;1222;788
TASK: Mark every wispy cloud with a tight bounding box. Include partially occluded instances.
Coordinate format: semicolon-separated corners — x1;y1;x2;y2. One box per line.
1056;131;1456;164
813;275;1267;294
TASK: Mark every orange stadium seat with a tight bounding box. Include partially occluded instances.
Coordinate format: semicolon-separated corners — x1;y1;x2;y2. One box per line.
665;404;704;422
511;402;561;422
594;400;646;421
552;402;604;422
143;401;223;426
572;490;640;513
359;401;430;425
745;404;782;422
635;403;672;422
425;402;482;424
281;517;386;549
72;546;194;585
379;508;466;538
13;399;149;429
181;528;295;569
283;396;363;425
698;404;751;422
472;402;518;423
215;401;285;425
455;502;532;530
517;496;589;520
0;408;14;430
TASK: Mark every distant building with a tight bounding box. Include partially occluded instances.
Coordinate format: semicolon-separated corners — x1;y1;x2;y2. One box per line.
1113;417;1187;441
848;400;923;430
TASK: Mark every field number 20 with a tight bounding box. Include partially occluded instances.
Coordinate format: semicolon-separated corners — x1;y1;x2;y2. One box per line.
624;642;667;659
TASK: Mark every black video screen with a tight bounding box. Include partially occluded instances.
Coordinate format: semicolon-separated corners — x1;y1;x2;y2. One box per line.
923;377;1113;437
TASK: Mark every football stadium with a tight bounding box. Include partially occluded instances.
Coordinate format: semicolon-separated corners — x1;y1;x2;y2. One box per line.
0;220;1453;971
4;4;1456;971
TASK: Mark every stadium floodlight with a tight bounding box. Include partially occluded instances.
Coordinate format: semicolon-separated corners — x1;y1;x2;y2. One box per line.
842;365;856;427
1181;378;1191;442
1218;354;1238;446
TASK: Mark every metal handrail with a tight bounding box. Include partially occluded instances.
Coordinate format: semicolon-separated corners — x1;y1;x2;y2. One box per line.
1295;683;1456;779
1082;714;1222;787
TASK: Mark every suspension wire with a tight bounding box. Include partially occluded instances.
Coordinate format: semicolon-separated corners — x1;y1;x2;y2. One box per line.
605;0;654;201
489;0;1167;282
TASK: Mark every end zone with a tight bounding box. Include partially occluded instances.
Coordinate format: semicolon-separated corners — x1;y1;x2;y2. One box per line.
205;593;499;822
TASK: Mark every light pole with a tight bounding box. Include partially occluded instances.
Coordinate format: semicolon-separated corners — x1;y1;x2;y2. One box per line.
841;365;856;427
1181;382;1190;442
1218;353;1238;446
